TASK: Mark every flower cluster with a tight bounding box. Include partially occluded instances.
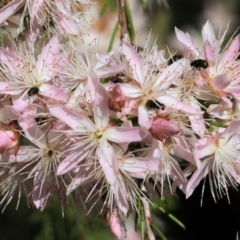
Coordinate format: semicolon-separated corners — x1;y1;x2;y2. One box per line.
1;4;240;237
0;0;92;41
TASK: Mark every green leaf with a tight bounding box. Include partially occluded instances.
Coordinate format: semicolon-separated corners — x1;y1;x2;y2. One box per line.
99;0;111;17
138;0;146;6
108;21;119;52
208;121;227;128
124;1;135;43
110;0;117;11
140;203;145;240
152;203;186;230
151;223;167;240
204;99;220;108
168;214;186;230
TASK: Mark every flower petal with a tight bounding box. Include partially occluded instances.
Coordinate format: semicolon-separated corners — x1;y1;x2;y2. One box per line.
202;21;215;46
105;126;148;143
32;170;50;209
98;141;117;185
94;84;110;128
212;74;231;90
18;116;47;149
36;35;60;81
158;95;203;115
57;144;92;175
186;159;213;198
48;105;94;132
138;104;153;129
218;35;240;71
40;83;68;102
122;157;161;178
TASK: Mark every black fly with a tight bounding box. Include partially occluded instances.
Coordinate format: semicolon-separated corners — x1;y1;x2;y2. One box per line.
28;87;39;98
145;100;165;110
168;54;183;65
190;59;208;70
110;76;123;84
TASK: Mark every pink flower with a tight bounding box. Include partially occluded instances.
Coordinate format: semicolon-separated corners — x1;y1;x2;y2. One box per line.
176;21;240;101
121;40;202;128
0;35;67;103
186;118;240;200
0;0;92;37
49;84;148;186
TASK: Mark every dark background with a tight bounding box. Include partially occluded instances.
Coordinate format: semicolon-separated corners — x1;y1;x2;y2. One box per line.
1;0;240;239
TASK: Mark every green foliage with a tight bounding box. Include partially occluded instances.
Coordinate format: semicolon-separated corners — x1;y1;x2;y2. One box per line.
124;2;135;43
108;21;119;52
29;200;114;240
99;0;117;17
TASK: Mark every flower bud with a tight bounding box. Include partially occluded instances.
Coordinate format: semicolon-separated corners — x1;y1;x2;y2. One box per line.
150;117;180;140
0;122;19;155
108;84;126;112
108;209;122;239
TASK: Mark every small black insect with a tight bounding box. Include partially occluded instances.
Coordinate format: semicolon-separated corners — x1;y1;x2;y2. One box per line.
145;100;165;110
27;87;39;97
168;54;183;65
190;59;208;70
111;76;123;84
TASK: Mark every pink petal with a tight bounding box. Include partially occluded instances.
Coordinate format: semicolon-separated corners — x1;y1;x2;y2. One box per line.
98;141;117;185
48;105;94;132
32;170;51;209
194;137;216;159
108;209;122;239
120;83;143;98
138;104;153;129
29;0;44;18
219;118;240;146
212;74;231;90
189;101;206;137
18;116;47;149
97;64;124;78
57;144;92;175
154;58;187;87
67;166;95;194
122;41;144;84
15;146;39;162
0;47;22;73
204;40;215;64
94;84;109;129
186;159;213;198
0;0;24;24
122;157;161;178
169;160;187;191
36;35;60;80
158;95;203;115
112;184;129;215
59;18;80;35
218;35;240;70
202;21;215;46
105;126;148;143
173;144;201;168
12;97;37;118
39;83;68;102
175;27;198;55
0;105;18;122
47;123;66;148
83;69;100;102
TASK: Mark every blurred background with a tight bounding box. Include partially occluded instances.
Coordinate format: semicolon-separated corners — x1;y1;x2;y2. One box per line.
1;0;240;239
